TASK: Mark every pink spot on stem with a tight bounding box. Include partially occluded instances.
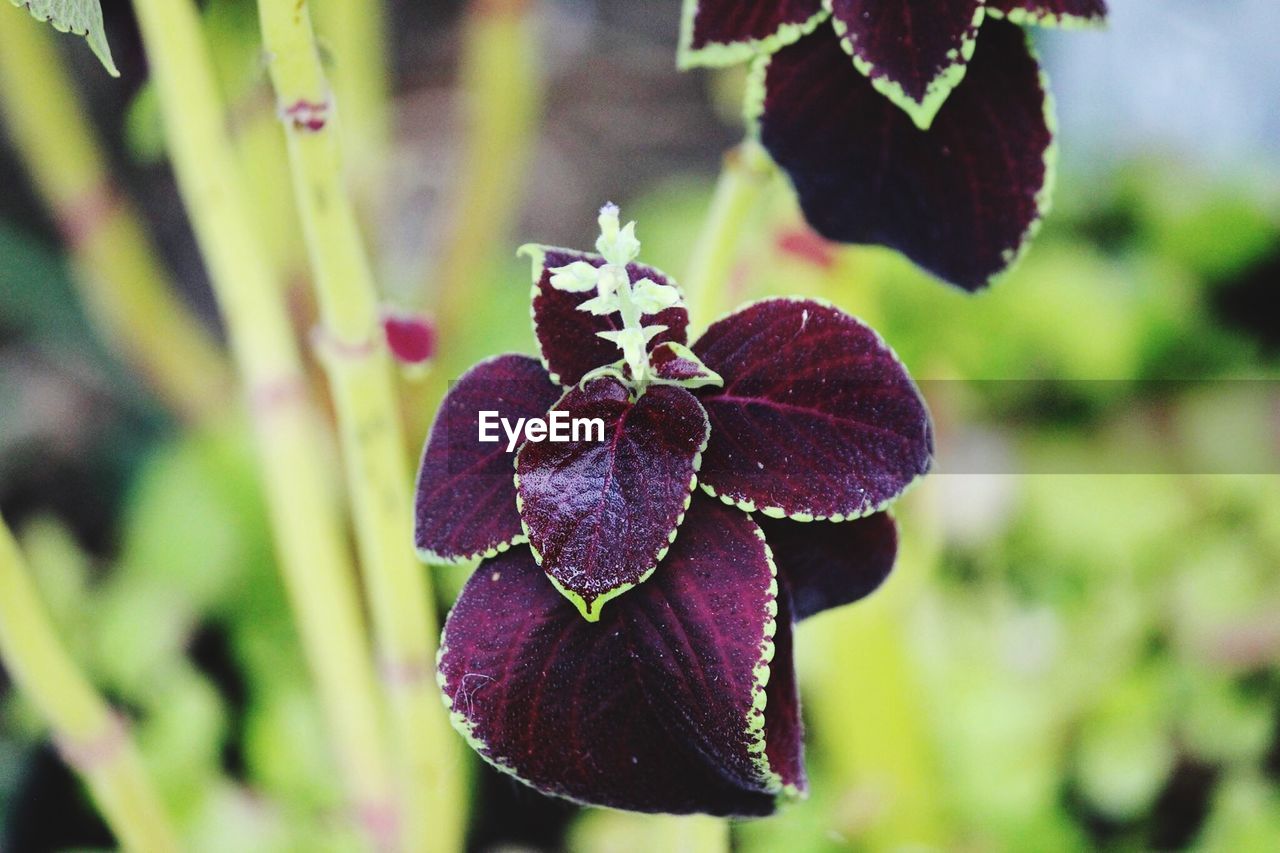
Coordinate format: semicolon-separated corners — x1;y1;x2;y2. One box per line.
776;226;838;271
248;375;309;416
378;654;435;688
312;325;377;362
280;98;330;132
55;712;127;773
56;182;120;251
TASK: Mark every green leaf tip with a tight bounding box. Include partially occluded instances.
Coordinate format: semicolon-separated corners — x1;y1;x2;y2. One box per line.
10;0;120;77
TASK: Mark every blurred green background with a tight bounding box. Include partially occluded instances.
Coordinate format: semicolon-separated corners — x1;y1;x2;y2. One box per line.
1;0;1278;850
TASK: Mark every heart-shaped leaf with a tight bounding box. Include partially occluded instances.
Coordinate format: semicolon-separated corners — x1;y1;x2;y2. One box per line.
414;355;561;563
11;0;119;77
438;498;807;813
522;246;688;386
679;0;828;69
755;20;1054;291
987;0;1107;26
625;495;805;795
693;298;932;520
438;545;779;815
758;511;898;620
515;378;708;620
826;0;985;129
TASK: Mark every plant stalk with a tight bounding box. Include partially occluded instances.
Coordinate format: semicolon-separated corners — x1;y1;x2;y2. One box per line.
0;14;232;424
311;0;392;224
127;0;397;843
0;514;179;853
682;140;773;332
255;1;465;850
646;814;731;852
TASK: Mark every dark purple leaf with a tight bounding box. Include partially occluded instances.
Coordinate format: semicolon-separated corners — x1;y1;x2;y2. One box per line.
515;379;709;620
759;511;898;620
757;20;1054;291
827;0;985;129
987;0;1107;26
679;0;827;68
438;545;779;816
693;299;932;520
437;499;808;813
414;355;561;563
626;495;805;794
762;584;805;790
647;341;722;387
525;247;688;386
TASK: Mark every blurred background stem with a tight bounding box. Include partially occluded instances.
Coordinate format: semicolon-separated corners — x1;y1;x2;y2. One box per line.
312;0;392;227
410;0;543;442
256;1;465;850
127;0;398;844
650;814;730;852
0;14;232;425
683;140;773;332
0;514;178;852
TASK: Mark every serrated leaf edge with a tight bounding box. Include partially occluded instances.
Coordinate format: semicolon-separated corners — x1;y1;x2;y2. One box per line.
677;0;831;70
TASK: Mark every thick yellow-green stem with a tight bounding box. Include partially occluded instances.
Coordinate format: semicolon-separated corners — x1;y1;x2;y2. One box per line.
0;514;179;852
683;141;774;333
256;2;465;850
0;14;231;424
127;0;397;843
311;0;391;222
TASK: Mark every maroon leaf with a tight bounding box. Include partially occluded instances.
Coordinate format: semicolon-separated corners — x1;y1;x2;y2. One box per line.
626;495;805;795
515;378;709;620
759;511;898;620
757;20;1054;291
693;299;932;520
526;247;688;386
827;0;985;129
679;0;828;68
987;0;1107;26
647;341;723;387
414;355;561;563
763;585;805;789
437;501;807;813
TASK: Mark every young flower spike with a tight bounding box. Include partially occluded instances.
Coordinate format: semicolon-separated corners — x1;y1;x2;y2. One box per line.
416;208;933;814
680;0;1108;291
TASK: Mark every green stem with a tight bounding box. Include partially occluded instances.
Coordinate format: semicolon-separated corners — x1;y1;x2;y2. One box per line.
127;0;397;843
682;140;773;332
646;814;731;852
255;2;465;850
0;13;232;424
311;0;392;224
0;514;179;852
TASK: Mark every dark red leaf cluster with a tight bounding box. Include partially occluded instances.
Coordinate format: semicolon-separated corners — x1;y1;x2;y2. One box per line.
681;0;1108;290
416;241;932;814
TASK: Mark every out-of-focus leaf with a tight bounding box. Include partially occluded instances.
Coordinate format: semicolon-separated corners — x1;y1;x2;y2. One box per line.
9;0;119;76
1072;667;1176;821
123;83;165;164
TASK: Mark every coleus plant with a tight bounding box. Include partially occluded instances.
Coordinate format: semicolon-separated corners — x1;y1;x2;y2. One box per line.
679;0;1109;291
415;205;933;814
